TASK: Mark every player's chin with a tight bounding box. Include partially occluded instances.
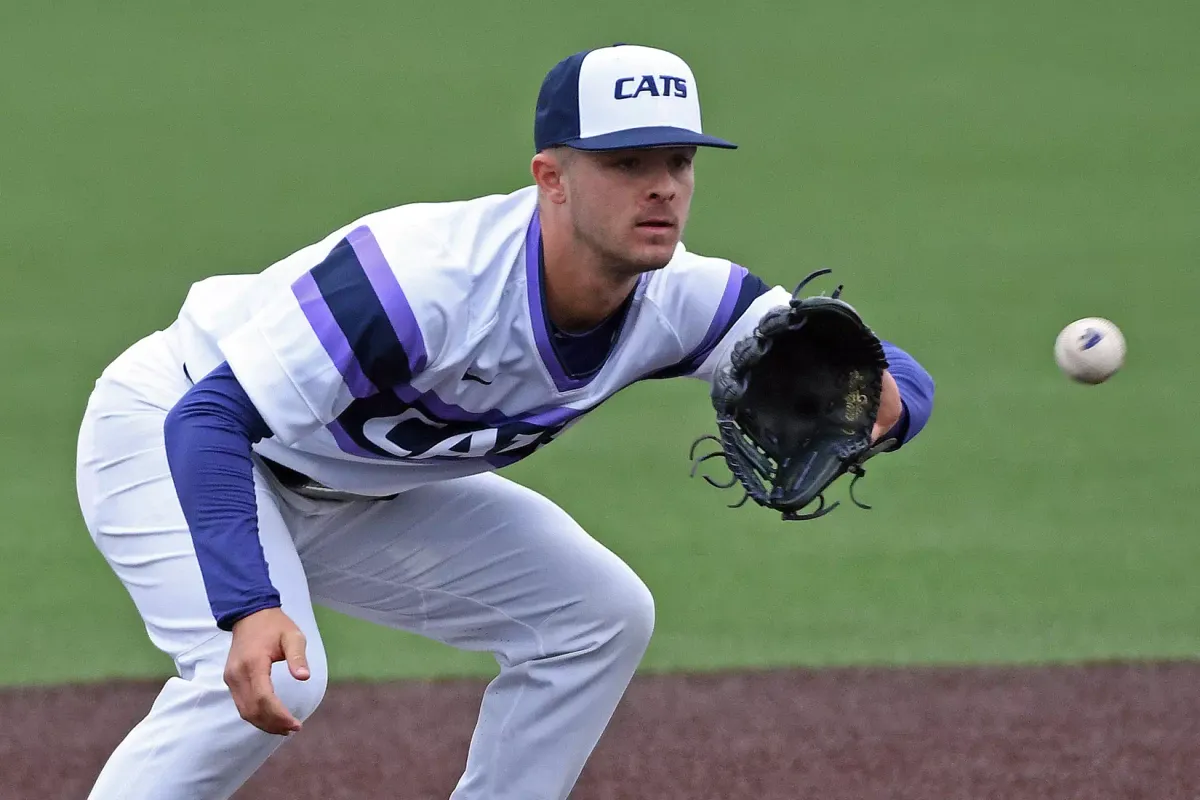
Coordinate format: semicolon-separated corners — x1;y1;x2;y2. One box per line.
627;229;679;269
624;247;675;273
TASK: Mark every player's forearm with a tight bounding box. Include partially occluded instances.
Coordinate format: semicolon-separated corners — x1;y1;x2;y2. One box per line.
880;341;935;446
164;362;281;631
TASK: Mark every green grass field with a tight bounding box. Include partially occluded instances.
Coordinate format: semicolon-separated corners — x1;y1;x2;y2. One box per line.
1;1;1197;687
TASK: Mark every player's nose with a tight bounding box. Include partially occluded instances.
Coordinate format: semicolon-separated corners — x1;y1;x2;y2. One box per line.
645;173;678;202
642;158;681;203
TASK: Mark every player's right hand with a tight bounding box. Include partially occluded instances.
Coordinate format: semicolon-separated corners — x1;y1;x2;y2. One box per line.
225;607;310;736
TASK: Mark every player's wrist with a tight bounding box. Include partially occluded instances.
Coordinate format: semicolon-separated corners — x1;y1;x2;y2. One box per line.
220;597;284;632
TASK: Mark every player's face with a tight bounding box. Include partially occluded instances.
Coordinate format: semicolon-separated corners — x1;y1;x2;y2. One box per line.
566;146;696;274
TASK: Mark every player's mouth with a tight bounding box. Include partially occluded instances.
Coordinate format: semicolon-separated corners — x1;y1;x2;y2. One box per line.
635;218;676;231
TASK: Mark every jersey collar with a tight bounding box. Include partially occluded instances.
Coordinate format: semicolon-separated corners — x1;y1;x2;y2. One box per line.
524;207;644;392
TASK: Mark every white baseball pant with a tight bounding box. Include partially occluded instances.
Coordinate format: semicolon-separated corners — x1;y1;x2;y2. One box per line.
75;327;655;800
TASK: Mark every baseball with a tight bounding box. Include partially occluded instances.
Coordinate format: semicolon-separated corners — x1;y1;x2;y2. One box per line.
1054;317;1125;384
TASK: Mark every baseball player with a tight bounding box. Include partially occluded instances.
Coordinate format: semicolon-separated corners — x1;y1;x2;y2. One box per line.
75;43;934;799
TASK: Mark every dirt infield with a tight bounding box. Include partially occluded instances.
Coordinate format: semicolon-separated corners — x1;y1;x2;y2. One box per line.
3;660;1198;799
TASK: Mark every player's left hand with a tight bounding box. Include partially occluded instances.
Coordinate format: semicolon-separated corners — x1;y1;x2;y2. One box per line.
691;268;897;521
871;370;902;444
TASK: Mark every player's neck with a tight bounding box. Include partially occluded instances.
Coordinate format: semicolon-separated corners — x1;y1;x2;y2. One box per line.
540;225;639;333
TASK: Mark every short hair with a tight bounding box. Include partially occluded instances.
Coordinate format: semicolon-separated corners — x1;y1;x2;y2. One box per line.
545;145;577;170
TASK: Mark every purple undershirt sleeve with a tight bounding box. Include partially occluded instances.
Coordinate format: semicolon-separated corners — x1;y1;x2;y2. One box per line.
163;361;280;631
880;341;935;447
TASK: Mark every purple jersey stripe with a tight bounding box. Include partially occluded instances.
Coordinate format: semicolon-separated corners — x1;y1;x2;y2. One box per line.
327;418;390;460
525;210;604;392
347;225;429;375
292;271;377;399
694;262;749;358
393;382;588;429
524;210;589;392
521;404;585;428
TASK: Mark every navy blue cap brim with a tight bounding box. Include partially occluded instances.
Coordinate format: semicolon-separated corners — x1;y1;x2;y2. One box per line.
554;126;737;151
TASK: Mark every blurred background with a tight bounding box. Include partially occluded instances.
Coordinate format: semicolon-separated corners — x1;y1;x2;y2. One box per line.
1;0;1196;688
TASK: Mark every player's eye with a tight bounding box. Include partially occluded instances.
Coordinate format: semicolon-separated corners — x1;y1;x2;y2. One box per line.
617;157;639;170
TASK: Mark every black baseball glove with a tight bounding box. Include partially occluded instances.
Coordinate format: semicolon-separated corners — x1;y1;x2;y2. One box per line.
690;269;893;521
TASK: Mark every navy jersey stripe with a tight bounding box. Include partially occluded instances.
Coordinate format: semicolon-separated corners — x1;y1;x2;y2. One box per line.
715;269;769;343
346;226;428;373
303;231;425;393
293;270;376;398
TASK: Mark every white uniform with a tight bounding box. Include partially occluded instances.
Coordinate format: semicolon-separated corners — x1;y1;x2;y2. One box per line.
173;184;784;496
76;184;789;800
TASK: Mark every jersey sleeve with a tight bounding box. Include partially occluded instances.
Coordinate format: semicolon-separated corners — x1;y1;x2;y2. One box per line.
687;281;792;382
217;224;448;446
646;254;791;382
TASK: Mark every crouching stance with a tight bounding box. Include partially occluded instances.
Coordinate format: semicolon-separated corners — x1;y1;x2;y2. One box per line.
77;43;933;800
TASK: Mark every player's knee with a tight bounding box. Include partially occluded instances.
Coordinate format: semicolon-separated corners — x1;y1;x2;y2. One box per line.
270;651;329;722
589;568;656;656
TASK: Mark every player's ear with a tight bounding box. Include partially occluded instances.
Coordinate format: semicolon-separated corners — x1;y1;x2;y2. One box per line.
531;149;569;205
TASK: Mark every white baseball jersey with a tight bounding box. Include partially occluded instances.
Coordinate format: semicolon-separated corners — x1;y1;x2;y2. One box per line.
171;184;789;497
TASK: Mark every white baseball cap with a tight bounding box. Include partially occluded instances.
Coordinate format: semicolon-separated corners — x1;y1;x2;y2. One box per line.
533;43;737;152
